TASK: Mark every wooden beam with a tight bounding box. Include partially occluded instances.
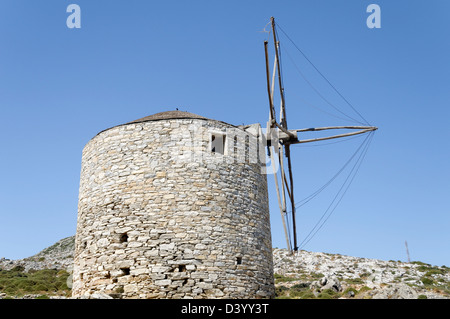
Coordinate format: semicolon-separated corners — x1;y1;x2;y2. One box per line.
271;17;288;129
285;144;298;252
292;127;377;144
271;49;277;106
295;126;378;133
264;41;276;124
278;145;287;213
269;144;292;253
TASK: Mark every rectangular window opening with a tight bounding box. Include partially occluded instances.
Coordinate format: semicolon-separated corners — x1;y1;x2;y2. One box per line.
211;133;226;155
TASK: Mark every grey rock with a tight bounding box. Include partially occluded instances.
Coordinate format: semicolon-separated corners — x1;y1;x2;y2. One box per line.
346;290;355;298
310;276;342;293
371;284;418;299
322;276;342;292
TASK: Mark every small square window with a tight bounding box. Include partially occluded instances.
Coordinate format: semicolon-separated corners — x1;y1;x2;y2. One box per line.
211;133;226;155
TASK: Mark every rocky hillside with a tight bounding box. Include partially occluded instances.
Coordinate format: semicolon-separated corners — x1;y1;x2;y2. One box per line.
0;236;75;272
273;248;449;299
1;236;449;299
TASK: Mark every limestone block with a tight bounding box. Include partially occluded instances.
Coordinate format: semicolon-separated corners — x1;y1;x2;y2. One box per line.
131;268;148;276
154;279;172;286
124;284;138;293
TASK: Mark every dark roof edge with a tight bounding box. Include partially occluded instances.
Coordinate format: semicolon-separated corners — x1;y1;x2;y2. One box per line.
88;111;241;143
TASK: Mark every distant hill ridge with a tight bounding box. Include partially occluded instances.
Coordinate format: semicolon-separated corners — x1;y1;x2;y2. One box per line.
0;236;75;272
1;236;449;299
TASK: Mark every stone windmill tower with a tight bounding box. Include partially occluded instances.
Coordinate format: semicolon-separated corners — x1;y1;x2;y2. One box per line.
72;17;377;299
72;110;275;299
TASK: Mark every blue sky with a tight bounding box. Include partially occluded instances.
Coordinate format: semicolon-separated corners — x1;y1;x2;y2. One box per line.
0;1;449;267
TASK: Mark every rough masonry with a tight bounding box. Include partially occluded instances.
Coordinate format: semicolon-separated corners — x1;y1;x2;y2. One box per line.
72;111;275;299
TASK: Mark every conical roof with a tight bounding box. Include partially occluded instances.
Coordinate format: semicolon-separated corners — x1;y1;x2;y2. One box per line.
92;110;239;140
126;110;210;124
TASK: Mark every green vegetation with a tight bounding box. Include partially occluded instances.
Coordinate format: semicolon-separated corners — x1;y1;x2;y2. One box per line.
274;273;299;284
411;261;430;266
344;277;364;285
415;265;450;296
359;272;371;279
275;284;375;299
343;287;357;296
275;282;322;299
0;267;71;298
412;262;449;275
421;276;435;286
357;286;372;294
310;272;325;279
317;289;340;299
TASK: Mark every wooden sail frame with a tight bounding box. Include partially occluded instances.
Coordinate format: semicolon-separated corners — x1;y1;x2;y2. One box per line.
292;126;378;144
263;17;377;254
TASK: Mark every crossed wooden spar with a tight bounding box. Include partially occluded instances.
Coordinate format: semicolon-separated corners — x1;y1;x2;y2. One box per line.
263;17;377;253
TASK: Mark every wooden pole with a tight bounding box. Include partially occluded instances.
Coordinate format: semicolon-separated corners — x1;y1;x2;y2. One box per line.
278;145;287;213
292;127;377;144
296;126;378;133
271;17;287;129
271;52;277;106
286;144;298;251
264;41;276;124
269;143;291;253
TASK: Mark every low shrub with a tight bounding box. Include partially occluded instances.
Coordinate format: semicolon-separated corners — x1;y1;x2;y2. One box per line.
0;268;71;297
421;277;434;286
317;289;341;299
274;273;298;283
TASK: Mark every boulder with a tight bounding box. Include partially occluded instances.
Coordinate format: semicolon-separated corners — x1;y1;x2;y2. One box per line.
311;276;342;293
371;284;418;299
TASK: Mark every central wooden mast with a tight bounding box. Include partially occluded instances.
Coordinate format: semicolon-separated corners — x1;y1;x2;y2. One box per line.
264;17;299;252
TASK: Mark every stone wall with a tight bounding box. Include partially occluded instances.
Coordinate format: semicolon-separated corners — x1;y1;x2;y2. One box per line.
72;118;274;299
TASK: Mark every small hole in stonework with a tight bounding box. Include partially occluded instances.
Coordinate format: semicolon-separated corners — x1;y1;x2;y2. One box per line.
236;257;242;265
120;233;128;243
121;268;130;276
178;265;186;272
